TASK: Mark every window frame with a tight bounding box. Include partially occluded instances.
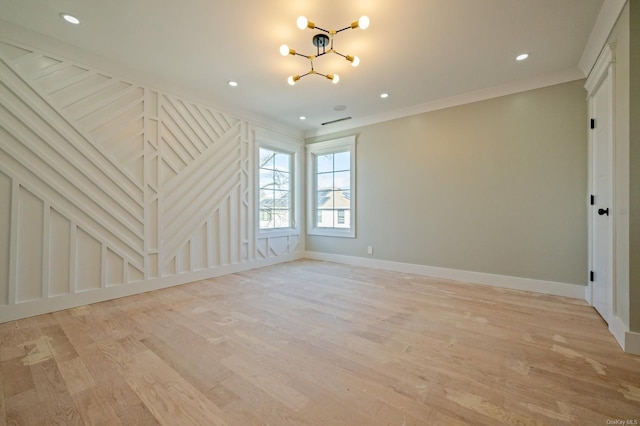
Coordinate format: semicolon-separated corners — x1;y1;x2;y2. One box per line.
307;136;356;238
256;130;302;238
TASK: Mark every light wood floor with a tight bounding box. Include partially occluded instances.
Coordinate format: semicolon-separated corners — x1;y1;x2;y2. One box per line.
1;260;639;425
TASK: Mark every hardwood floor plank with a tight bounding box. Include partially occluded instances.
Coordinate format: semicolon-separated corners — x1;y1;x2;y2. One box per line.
102;337;233;425
139;333;238;408
73;343;148;418
221;373;317;426
3;354;35;401
5;389;47;425
2;260;639;425
214;317;431;422
116;403;160;426
53;311;96;351
41;324;79;362
57;357;97;395
0;364;5;426
71;387;122;426
221;352;310;412
30;358;83;424
100;380;150;420
201;300;464;424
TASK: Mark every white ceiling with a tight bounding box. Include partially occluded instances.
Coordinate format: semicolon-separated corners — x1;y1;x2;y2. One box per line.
0;0;609;136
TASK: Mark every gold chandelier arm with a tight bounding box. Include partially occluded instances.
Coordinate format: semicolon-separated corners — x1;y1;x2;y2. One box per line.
283;15;368;84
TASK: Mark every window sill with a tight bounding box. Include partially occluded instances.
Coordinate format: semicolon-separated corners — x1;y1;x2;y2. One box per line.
258;228;300;239
307;228;355;238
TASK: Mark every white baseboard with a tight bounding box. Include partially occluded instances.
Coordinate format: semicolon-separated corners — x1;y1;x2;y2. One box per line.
609;315;628;351
584;283;592;305
304;251;587;299
624;330;640;356
609;315;640;355
0;252;303;323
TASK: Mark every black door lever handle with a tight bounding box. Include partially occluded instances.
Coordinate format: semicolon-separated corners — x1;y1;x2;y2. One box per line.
598;208;609;216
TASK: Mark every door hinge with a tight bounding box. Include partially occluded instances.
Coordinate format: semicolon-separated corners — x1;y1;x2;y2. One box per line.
590;271;595;282
590;118;596;129
590;194;595;205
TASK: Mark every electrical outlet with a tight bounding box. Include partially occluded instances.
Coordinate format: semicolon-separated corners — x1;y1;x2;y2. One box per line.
367;245;373;255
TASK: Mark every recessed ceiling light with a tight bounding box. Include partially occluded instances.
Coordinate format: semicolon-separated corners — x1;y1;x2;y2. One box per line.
299;116;306;120
60;13;80;24
227;81;238;87
380;93;389;99
516;53;529;61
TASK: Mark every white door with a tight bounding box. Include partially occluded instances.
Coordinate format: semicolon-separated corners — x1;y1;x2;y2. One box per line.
589;65;613;324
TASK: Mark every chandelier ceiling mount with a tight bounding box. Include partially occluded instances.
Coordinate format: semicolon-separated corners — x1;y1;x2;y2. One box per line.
280;15;370;85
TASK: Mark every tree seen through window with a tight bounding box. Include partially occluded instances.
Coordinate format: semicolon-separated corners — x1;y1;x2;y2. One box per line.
259;148;292;229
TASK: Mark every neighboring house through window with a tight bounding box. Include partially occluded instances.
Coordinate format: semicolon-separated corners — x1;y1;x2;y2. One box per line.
307;136;356;238
257;131;302;236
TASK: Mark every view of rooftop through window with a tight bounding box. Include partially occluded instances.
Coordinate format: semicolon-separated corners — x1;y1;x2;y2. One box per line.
316;151;351;229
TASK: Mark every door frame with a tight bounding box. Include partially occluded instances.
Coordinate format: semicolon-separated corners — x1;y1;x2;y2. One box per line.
585;42;616;321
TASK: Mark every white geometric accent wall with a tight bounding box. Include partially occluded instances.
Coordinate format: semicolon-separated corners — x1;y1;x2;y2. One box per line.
0;39;301;322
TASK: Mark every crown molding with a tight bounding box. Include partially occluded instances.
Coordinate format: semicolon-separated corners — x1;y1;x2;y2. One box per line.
578;0;627;76
304;68;585;138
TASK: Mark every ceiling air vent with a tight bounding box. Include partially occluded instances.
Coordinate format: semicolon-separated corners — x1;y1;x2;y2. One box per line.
321;116;352;126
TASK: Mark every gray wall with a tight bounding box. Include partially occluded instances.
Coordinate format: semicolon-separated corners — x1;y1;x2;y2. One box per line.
307;80;588;285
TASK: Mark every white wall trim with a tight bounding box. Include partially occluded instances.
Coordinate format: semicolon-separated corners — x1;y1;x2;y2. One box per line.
254;127;304;239
584;283;593;305
304;68;585;138
585;41;617;327
306;136;357;239
609;315;640;355
0;252;303;324
609;315;627;350
609;315;628;350
0;19;303;140
624;330;640;356
578;0;628;76
304;252;586;299
585;43;616;94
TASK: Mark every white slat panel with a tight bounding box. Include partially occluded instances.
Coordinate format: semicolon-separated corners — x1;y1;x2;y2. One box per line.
0;38;301;321
0;171;11;305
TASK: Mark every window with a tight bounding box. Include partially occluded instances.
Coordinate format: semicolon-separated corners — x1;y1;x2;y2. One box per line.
307;136;356;238
259;147;292;229
256;130;302;238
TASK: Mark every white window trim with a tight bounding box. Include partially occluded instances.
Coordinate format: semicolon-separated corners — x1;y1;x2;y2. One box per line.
255;129;302;238
307;135;356;238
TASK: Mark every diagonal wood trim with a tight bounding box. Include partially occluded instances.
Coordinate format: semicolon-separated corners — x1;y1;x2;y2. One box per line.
0;142;144;269
0;36;298;317
0;102;144;238
161;173;243;265
162;126;242;217
0;58;144;199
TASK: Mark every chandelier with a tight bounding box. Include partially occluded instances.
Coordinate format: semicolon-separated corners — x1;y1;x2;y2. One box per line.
280;15;370;85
